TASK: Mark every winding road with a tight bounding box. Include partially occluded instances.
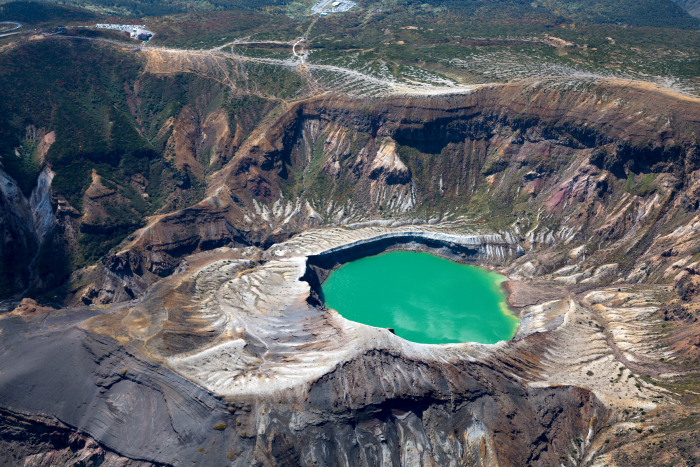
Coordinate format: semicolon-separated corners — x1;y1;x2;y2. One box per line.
46;31;478;97
0;21;22;38
292;37;306;64
0;10;480;98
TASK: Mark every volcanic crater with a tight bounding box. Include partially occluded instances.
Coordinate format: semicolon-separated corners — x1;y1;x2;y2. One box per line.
3;74;700;466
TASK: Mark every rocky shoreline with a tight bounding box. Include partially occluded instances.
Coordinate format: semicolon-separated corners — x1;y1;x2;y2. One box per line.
302;229;523;305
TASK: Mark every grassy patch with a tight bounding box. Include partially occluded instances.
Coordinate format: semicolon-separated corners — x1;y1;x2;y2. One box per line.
626;172;657;197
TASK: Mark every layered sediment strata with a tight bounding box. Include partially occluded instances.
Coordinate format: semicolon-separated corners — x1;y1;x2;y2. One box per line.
0;222;676;465
64;78;700;309
136;223;667;412
2;74;700;464
161;222;524;397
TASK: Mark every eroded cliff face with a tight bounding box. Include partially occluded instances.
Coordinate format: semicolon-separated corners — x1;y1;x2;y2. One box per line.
0;168;36;296
3;71;700;466
0;224;612;467
77;79;700;307
0;408;162;467
2;219;683;466
0;166;76;298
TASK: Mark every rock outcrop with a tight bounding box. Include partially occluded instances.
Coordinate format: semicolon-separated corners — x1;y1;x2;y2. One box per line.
60;79;700;307
0;224;615;466
3;219;682;465
0;168;36;296
3;44;700;465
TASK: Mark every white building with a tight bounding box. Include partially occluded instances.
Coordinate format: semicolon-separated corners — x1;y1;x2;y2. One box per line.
96;24;153;41
130;27;153;41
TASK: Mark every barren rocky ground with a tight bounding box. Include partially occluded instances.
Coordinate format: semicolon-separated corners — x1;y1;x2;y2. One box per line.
1;7;700;464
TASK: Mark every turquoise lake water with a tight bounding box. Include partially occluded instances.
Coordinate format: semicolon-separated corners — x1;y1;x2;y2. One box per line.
321;251;520;344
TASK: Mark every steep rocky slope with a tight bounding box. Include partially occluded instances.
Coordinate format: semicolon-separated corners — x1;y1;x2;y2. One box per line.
79;78;700;306
2;36;700;466
1;37;699;305
0;221;691;466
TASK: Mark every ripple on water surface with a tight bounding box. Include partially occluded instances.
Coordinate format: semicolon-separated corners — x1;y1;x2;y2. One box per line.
321;251;520;344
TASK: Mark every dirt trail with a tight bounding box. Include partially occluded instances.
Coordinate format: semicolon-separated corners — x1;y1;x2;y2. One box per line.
39;33;700;100
0;21;22;38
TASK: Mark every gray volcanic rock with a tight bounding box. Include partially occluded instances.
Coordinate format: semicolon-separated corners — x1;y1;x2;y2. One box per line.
0;169;37;296
3;76;700;466
0;407;161;467
0;311;236;466
3;223;656;466
0;287;605;467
